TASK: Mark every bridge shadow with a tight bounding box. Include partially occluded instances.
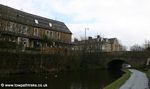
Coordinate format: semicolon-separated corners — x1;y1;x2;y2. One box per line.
107;59;129;77
107;59;129;71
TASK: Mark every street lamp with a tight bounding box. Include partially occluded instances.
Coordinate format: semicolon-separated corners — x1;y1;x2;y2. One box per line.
84;28;89;52
85;28;89;40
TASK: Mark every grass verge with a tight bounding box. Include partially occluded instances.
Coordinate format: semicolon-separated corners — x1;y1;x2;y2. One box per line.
144;70;150;78
104;70;131;89
139;68;150;78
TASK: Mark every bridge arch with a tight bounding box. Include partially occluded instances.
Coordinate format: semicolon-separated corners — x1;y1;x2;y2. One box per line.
107;58;130;70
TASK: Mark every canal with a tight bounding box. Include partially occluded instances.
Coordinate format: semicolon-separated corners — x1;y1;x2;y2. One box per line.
0;69;123;89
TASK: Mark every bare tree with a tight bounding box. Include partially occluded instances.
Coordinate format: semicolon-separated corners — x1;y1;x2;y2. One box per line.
130;44;144;51
143;40;150;51
120;45;127;51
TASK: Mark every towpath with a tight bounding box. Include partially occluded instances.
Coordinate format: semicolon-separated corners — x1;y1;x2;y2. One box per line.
119;69;149;89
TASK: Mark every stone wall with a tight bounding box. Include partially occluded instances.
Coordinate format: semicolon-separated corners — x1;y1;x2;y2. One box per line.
0;51;149;75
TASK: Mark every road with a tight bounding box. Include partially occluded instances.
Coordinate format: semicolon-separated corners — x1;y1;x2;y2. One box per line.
119;69;149;89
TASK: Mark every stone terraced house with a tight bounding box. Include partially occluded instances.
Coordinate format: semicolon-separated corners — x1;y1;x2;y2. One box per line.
73;35;122;52
0;4;72;53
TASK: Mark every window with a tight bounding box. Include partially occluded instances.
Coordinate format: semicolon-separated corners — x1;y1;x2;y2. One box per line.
9;23;13;31
57;32;60;40
47;30;49;34
22;26;28;34
34;28;39;36
20;25;28;34
9;22;17;32
45;30;50;38
12;23;17;32
35;19;39;24
50;31;53;38
45;30;53;39
22;38;29;47
6;22;13;31
49;23;52;27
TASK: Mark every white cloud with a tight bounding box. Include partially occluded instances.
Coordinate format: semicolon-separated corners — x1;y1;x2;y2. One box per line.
1;0;150;48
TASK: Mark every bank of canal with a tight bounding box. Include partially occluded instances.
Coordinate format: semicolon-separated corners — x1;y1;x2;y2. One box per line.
0;69;123;89
104;69;130;89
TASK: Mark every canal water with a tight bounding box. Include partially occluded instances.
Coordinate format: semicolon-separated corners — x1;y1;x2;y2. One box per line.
0;69;123;89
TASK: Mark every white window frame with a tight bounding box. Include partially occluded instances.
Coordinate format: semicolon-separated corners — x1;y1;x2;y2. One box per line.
49;23;52;27
35;19;39;24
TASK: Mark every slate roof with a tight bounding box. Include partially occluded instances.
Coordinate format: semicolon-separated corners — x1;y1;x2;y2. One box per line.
73;37;117;45
0;4;72;34
108;38;117;43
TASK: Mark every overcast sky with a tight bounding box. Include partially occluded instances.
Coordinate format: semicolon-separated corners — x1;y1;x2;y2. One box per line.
1;0;150;49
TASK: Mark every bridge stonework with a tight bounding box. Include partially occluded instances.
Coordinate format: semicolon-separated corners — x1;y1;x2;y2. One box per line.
99;51;150;68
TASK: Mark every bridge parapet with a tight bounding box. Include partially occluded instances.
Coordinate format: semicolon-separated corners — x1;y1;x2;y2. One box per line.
83;51;150;68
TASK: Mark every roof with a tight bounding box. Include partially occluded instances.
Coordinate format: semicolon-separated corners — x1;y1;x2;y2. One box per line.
73;37;118;45
108;38;118;43
0;4;72;34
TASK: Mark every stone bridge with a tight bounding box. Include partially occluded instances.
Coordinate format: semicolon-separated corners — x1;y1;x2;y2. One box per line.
97;51;150;69
82;51;150;69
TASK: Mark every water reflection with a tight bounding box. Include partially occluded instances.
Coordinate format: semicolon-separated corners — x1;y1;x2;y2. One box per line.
0;69;123;89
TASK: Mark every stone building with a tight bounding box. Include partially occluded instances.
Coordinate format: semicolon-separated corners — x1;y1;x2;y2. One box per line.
102;38;121;52
0;4;72;53
73;35;121;52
